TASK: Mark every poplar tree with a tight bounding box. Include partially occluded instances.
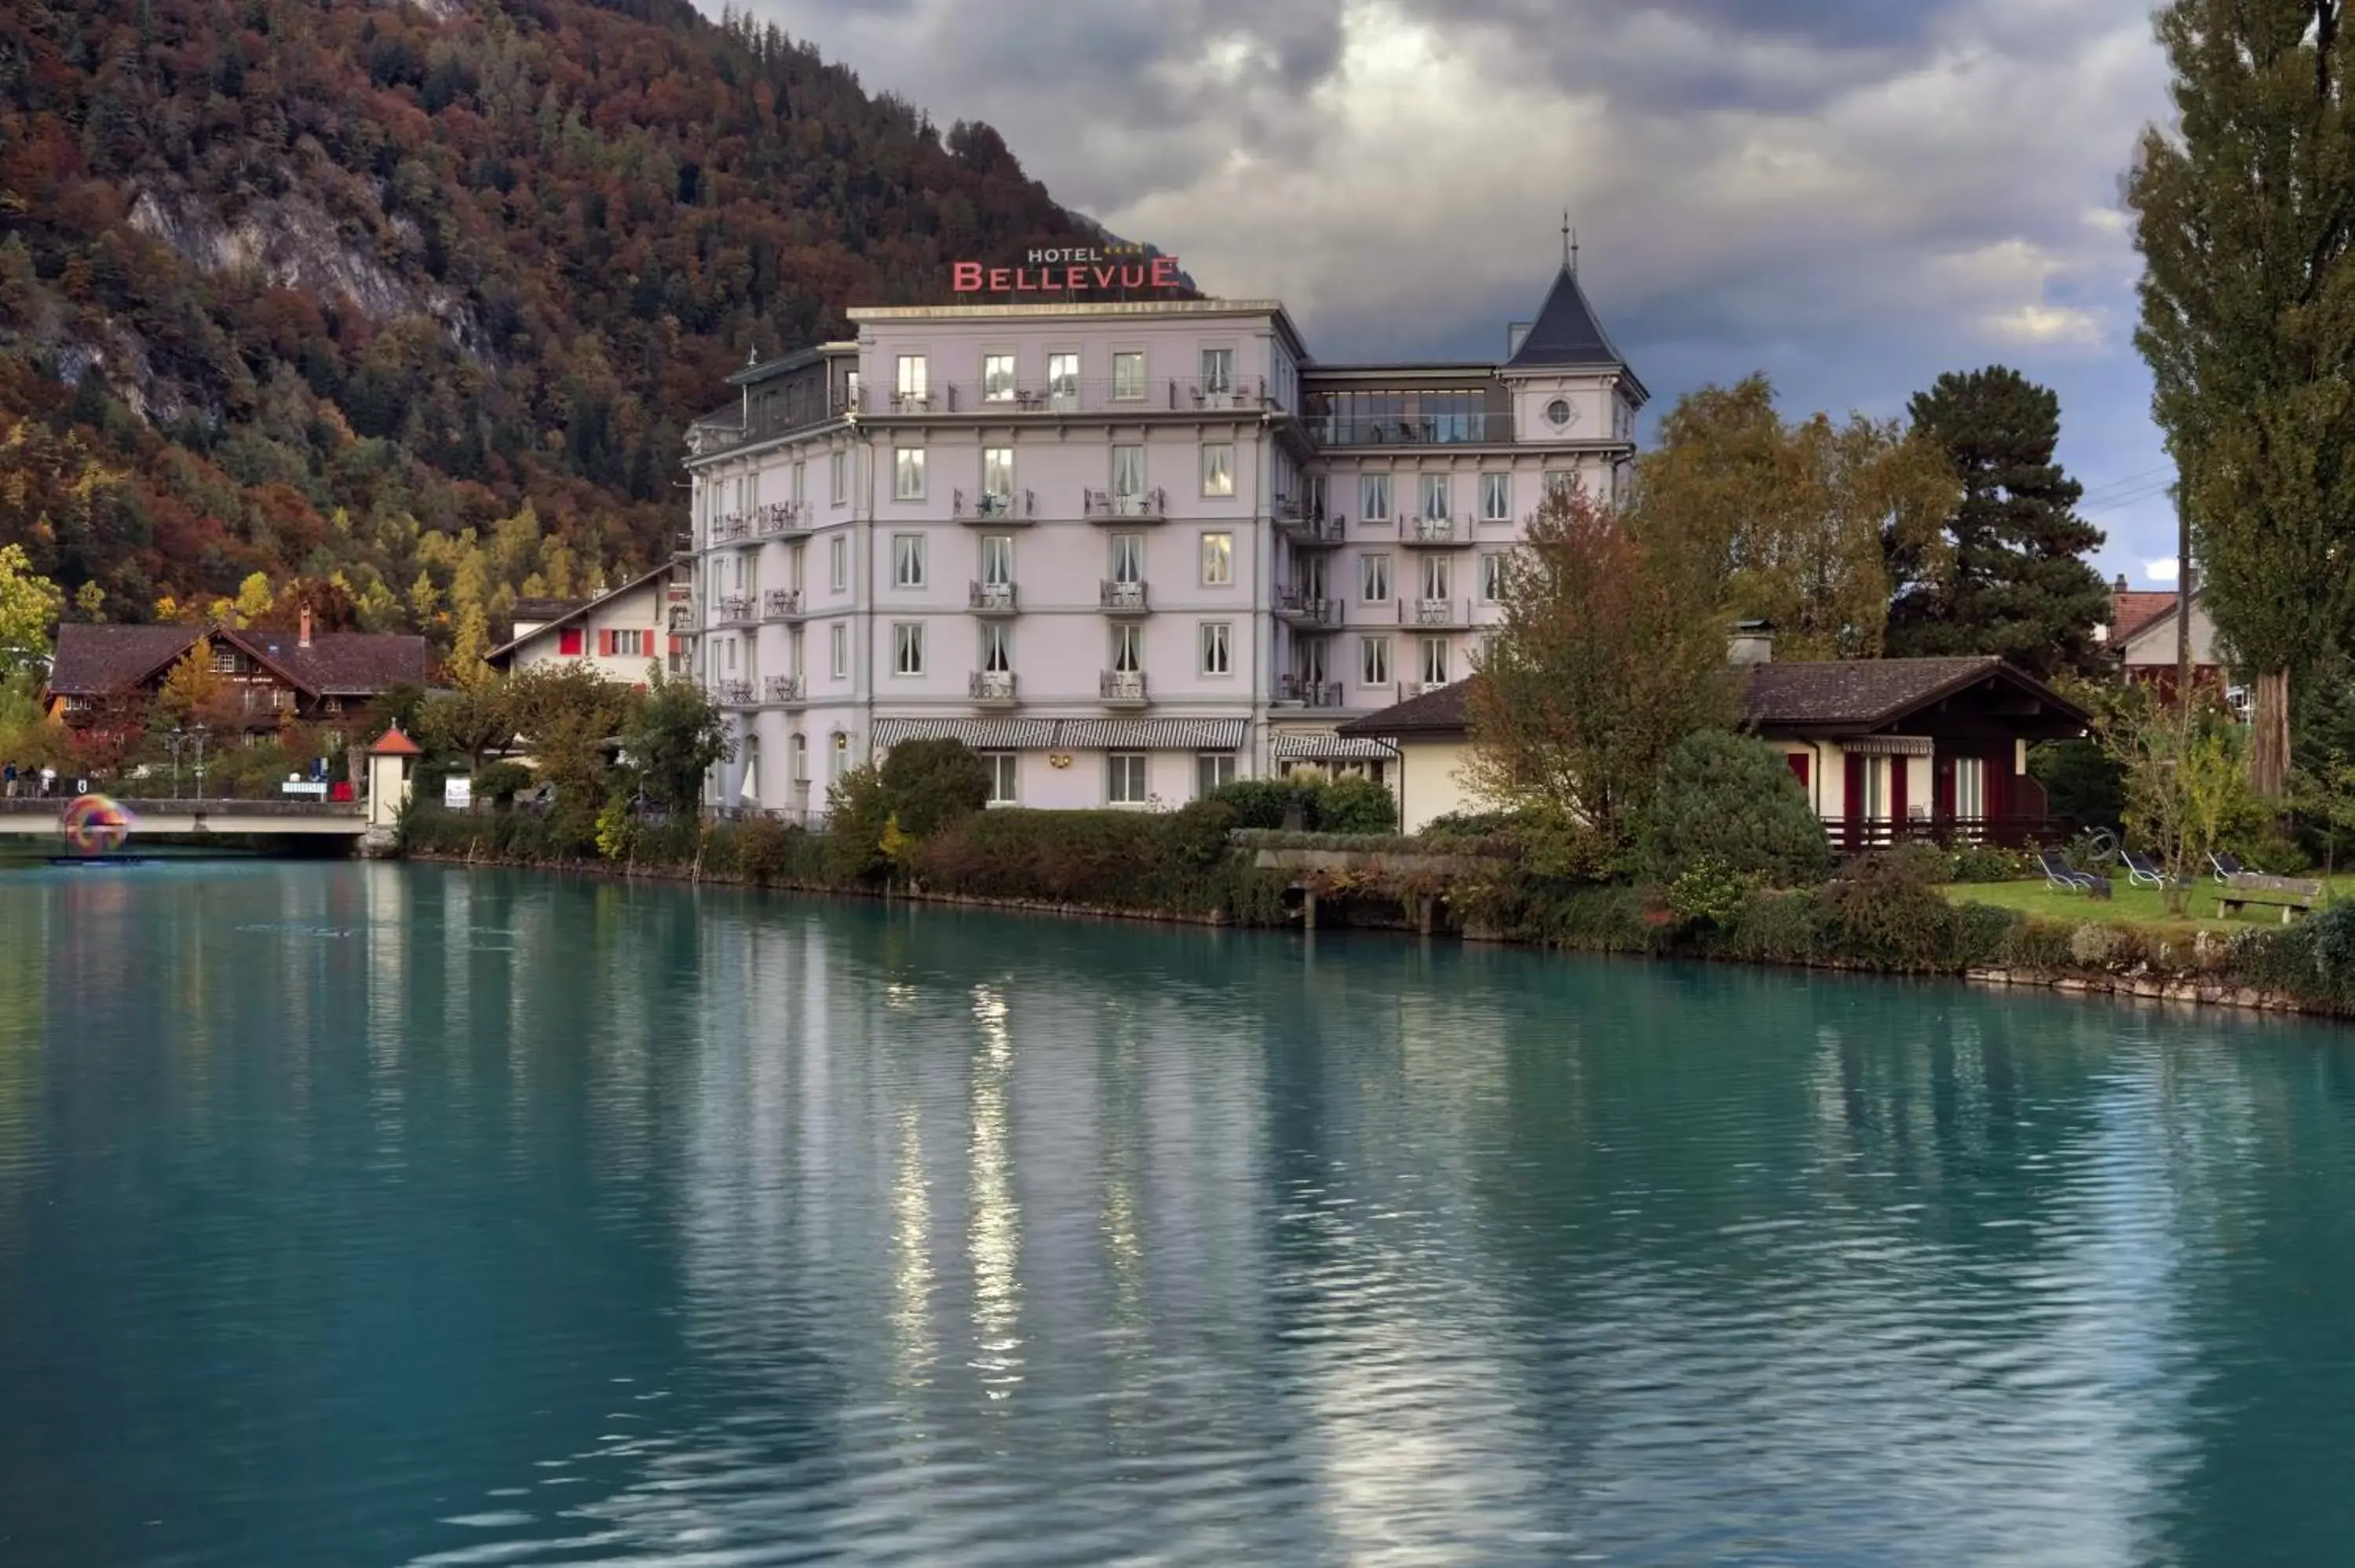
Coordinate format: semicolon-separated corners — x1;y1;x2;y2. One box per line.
2127;0;2355;797
1887;367;2111;677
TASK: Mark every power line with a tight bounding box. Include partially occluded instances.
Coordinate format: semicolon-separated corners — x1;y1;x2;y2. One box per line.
2076;465;2175;506
2079;480;2178;519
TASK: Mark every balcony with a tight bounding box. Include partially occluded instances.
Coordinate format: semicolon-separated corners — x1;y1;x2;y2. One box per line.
1306;411;1516;447
970;670;1019;707
1084;488;1167;523
970;582;1020;615
952;488;1039;525
763;675;805;705
1276;511;1346;548
1101;670;1148;707
756;501;812;540
716;679;755;706
763;589;804;621
712;512;754;545
713;594;758;627
853;376;1275;418
1402;516;1471;548
1276;674;1343;707
1100;580;1151;616
672;530;696;560
1404;598;1476;629
1273;587;1340;628
667;601;698;633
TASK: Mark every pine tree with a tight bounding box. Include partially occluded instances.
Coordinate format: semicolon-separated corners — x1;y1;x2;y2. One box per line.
1886;366;2112;677
2127;0;2355;797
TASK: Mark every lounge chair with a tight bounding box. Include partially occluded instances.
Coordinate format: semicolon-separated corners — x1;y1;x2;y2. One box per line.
2039;849;2101;893
2209;849;2258;882
2123;849;2185;888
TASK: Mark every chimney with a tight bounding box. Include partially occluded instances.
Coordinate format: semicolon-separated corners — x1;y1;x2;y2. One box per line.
1728;619;1774;666
2113;573;2129;593
298;606;313;650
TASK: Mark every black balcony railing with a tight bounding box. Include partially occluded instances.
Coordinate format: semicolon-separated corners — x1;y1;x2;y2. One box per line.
1276;674;1343;706
763;675;805;704
756;501;811;537
715;680;755;706
1277;512;1347;547
1100;580;1150;614
713;594;757;625
712;513;752;545
763;589;802;619
1274;588;1340;627
951;488;1038;523
970;670;1018;703
969;582;1020;614
1101;670;1148;705
1402;516;1472;546
858;377;1276;418
1084;487;1167;522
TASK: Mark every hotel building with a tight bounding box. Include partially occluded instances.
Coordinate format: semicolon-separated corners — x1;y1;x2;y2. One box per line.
679;261;1645;816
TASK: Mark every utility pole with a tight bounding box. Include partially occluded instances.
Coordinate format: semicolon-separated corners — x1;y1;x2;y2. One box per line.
2176;482;2193;708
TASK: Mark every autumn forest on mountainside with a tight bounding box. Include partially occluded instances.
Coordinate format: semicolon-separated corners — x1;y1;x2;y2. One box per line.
0;0;1104;663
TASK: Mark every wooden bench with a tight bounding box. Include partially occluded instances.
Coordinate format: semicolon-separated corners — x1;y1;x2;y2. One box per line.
2219;872;2324;924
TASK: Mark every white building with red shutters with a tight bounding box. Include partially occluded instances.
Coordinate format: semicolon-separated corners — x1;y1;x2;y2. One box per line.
488;565;693;684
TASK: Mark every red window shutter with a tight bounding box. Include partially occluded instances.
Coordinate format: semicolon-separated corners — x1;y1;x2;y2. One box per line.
668;636;684;657
1784;753;1809;788
1889;754;1908;825
559;627;583;656
597;629;614;657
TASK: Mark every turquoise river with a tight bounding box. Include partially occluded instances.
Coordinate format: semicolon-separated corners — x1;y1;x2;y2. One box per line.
5;860;2355;1565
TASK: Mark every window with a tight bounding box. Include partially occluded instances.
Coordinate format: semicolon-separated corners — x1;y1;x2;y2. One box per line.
1201;347;1234;394
1477;633;1499;669
1481;473;1512;522
980;534;1014;587
1421;555;1451;601
1112;444;1147;499
896;354;928;405
829;534;849;593
1196;753;1236;797
792;733;809;783
1108;752;1149;805
895;447;926;500
831;731;849;781
982;447;1014;501
1419;636;1450;686
893;533;926;588
981;750;1018;804
792;461;805;505
1544;469;1575;501
980;622;1013;673
1200;621;1232;676
983;353;1017;403
1361;474;1391;521
558;627;584;657
1479;552;1508;603
844;370;860;409
1360;553;1393;603
1200;531;1234;585
893;622;924;676
1110;533;1145;585
1955;756;1986;819
831;450;848;505
212;647;238;673
1360;635;1392;686
1048;352;1079;405
1201;443;1235;498
1862;757;1888;820
1421;474;1451;522
830;622;848;679
1112;350;1145;401
1112;623;1144;673
604;629;648;658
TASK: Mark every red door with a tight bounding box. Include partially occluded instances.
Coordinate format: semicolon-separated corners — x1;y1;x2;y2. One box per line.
1889;756;1909;841
1843;753;1867;852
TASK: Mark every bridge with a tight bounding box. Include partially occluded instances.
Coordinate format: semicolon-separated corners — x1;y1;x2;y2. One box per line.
0;797;375;840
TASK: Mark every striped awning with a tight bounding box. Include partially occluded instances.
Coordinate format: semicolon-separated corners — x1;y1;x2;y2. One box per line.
1057;718;1249;751
1842;735;1935;757
871;717;1060;750
1270;731;1399;761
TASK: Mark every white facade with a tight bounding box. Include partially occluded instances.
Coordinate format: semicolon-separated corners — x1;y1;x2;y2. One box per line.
680;272;1644;819
490;567;690;684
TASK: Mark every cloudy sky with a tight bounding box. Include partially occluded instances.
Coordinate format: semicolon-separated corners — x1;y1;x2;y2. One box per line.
718;0;2184;584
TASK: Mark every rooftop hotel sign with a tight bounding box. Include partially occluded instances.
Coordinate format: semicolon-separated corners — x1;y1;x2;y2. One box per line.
953;245;1182;296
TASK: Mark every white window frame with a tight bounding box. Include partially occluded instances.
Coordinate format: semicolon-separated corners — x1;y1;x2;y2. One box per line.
829;534;849;593
1361;474;1391;521
981;750;1018;804
1479;552;1507;603
1200;531;1234;586
980;534;1014;587
893;533;926;589
983;447;1015;501
1112;444;1147;498
980;622;1013;673
1481;472;1511;522
1201;443;1235;498
830;622;848;680
1420;636;1450;686
892;622;925;676
982;352;1017;403
894;447;926;501
1110;532;1145;585
1421;554;1451;601
1421;473;1451;522
1360;635;1392;687
1196;752;1236;797
1544;469;1575;501
831;450;848;506
1360;553;1393;604
1112;349;1146;401
1111;623;1144;673
1200;621;1232;676
1200;347;1234;394
1108;752;1150;806
896;354;928;403
1047;351;1080;405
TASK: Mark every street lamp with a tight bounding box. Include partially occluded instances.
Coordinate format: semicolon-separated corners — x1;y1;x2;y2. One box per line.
191;723;210;799
166;725;185;799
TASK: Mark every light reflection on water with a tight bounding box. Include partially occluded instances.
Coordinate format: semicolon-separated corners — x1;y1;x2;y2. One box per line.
1;862;2354;1564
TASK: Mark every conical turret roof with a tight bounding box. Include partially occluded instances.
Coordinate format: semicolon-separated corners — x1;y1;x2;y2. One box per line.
1507;264;1626;369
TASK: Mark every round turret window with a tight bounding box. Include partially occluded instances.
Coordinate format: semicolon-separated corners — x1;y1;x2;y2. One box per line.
1545;397;1575;429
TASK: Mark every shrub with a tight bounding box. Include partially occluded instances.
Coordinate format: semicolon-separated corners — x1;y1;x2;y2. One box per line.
1944;841;2030;883
1642;731;1832;888
1207;779;1299;830
822;764;893;882
1168;799;1238;866
877;738;991;838
1816;852;1969;971
471;760;534;805
1719;888;1824;964
1316;774;1399;834
1664;855;1757;928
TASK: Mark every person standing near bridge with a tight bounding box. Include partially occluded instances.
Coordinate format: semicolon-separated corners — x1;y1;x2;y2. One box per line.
3;760;15;798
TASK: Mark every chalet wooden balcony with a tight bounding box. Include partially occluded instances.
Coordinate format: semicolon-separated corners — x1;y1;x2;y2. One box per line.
1834;815;2075;853
1100;580;1151;616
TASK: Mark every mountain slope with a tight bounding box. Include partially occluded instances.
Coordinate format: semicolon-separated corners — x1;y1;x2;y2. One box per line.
0;0;1110;641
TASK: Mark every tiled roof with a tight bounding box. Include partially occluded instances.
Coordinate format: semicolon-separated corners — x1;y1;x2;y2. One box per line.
229;629;431;695
46;624;200;696
511;596;588;625
1741;656;2086;730
1507;266;1625;370
1335;680;1474;737
2112;589;2182;645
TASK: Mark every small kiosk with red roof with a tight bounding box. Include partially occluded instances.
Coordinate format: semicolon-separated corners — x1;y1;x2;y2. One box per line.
366;724;423;831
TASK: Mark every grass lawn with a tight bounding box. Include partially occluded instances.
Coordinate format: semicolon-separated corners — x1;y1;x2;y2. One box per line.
1938;873;2355;940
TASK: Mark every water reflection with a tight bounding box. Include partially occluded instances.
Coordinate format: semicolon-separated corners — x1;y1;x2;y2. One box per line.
5;866;2355;1564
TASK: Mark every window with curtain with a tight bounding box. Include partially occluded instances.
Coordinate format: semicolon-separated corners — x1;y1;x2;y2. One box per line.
1112;444;1147;498
1421;555;1450;601
1420;636;1449;685
894;447;926;499
1360;553;1392;603
1112;351;1145;400
1422;474;1451;521
981;622;1012;673
896;355;928;401
983;447;1014;500
1112;624;1144;673
1481;473;1511;521
893;622;924;676
1360;636;1391;685
1201;443;1234;498
983;354;1017;402
1200;348;1234;393
893;534;926;588
1200;622;1232;676
1361;475;1391;520
1110;534;1145;585
1200;531;1233;585
981;534;1013;586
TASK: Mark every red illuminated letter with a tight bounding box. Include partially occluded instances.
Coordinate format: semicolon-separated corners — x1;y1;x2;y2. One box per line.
988;268;1012;292
952;262;983;292
1150;257;1178;289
